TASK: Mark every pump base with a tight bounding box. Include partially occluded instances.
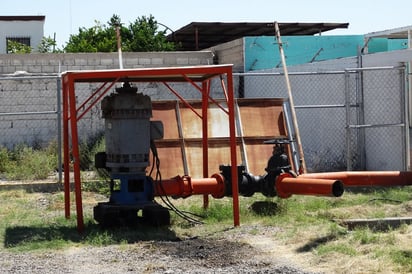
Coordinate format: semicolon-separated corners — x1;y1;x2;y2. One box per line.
94;202;170;227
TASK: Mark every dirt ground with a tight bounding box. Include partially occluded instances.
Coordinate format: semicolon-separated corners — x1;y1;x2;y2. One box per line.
0;182;320;274
1;181;411;273
0;224;321;274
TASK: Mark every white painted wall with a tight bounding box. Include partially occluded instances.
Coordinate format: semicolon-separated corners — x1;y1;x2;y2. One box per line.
0;19;44;53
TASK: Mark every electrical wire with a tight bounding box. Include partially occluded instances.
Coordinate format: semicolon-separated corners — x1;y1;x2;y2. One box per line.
149;140;204;225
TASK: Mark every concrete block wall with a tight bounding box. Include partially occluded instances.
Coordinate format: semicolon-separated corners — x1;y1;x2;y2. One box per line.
0;51;215;74
0;51;215;148
209;38;245;72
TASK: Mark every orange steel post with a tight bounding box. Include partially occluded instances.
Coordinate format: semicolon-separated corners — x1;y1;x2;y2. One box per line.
226;69;240;227
154;174;225;198
67;76;84;233
300;171;412;187
202;80;210;208
60;65;238;231
62;78;70;219
275;173;344;198
220;75;229;102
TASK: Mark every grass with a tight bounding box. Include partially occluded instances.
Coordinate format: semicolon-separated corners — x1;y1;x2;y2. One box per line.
0;143;58;180
0;142;411;272
0;187;411;273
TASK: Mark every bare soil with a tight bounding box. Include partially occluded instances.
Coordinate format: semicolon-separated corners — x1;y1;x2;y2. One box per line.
0;225;319;274
1;181;411;273
0;182;320;274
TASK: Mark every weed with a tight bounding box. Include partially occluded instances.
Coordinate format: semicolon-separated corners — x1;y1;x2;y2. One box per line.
79;132;105;171
0;142;57;180
316;243;358;256
0;180;411;272
390;249;412;272
352;228;380;244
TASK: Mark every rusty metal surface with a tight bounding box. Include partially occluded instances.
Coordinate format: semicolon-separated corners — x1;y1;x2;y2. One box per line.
152;98;288;178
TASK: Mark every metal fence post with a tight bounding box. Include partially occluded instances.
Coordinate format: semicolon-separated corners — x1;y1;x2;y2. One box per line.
344;70;352;171
56;76;62;183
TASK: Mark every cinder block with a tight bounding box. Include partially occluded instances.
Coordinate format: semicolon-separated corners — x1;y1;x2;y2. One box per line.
75;59;87;66
138;58;151;65
101;59;114;66
152;58;163;65
125;58;139;66
41;66;56;73
176;57;189;65
12;59;23;66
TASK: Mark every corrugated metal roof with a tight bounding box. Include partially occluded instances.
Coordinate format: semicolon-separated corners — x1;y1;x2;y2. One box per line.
365;25;412;39
167;22;349;51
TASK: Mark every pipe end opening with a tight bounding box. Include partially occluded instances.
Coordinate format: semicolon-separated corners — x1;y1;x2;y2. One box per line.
332;180;344;197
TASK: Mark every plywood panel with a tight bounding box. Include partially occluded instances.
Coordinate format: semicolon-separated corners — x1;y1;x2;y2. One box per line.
150;146;185;179
207;103;231;138
238;99;286;137
178;101;237;138
150;98;290;179
186;141;243;178
244;141;273;175
152;101;179;140
180;105;202;138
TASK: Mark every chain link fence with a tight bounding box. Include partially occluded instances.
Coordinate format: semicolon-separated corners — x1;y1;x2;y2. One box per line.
0;66;408;179
235;66;408;172
0;74;62;181
344;67;407;171
0;75;60;148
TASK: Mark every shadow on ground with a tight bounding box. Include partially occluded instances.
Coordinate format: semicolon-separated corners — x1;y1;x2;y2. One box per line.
295;234;337;253
4;223;179;249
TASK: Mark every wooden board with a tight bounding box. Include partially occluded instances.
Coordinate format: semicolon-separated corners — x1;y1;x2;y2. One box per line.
151;98;288;178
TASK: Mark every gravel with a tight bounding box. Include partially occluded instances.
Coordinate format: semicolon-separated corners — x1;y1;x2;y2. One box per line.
0;227;320;274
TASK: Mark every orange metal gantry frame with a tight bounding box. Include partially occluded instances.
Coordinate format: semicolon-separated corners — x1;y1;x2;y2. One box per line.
61;65;239;232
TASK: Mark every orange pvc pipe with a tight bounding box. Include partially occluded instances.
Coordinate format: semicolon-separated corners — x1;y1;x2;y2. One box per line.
154;174;225;199
276;173;344;198
299;171;412;187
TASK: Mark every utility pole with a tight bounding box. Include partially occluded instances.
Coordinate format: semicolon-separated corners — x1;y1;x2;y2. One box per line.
274;21;307;173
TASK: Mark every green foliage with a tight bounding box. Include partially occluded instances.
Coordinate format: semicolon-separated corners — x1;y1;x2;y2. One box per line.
316;243;358;256
124;15;175;52
0;146;9;173
79;133;105;171
0;142;57;180
352;228;380;244
64;14;176;53
390;250;412;272
7;40;31;54
197;200;234;223
37;36;62;53
64;20;118;53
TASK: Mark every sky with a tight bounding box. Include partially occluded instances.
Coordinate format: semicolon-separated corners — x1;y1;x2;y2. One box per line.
2;0;412;48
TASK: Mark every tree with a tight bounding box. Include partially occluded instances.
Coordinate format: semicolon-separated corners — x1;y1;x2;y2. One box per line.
37;36;61;53
125;15;175;52
64;20;117;52
64;14;176;53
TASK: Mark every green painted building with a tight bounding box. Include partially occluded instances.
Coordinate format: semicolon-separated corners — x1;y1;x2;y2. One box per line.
244;35;408;71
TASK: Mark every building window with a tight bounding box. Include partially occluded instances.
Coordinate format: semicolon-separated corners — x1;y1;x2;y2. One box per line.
6;37;31;53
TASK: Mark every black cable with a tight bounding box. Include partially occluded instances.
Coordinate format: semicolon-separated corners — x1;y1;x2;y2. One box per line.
149;140;203;225
154;152;203;224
